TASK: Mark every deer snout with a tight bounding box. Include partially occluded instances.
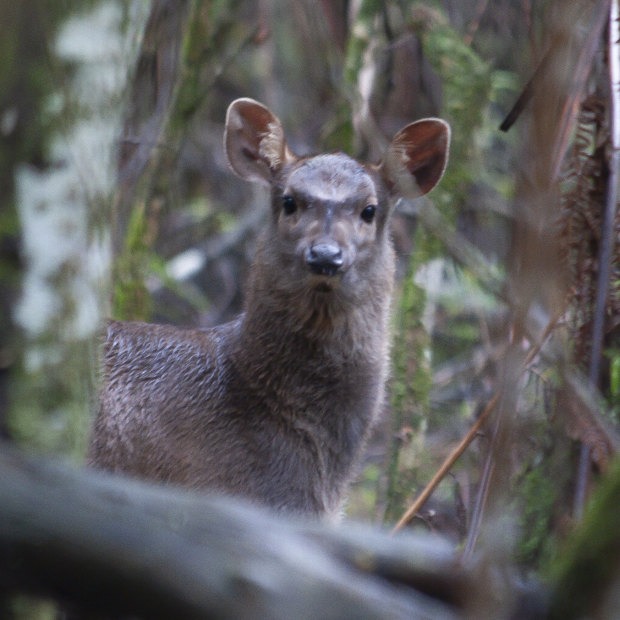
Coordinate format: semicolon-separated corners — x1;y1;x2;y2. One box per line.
305;242;344;277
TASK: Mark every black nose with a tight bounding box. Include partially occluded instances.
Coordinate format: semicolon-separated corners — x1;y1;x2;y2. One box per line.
305;243;344;276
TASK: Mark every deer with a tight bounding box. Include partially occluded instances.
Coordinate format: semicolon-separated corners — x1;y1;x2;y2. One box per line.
88;98;450;518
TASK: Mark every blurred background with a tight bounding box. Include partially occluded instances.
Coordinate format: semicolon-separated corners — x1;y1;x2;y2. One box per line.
1;0;619;613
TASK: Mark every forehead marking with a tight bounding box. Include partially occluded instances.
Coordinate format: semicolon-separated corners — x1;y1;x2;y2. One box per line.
286;154;377;203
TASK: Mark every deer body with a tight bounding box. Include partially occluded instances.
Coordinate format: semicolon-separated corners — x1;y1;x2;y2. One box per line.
89;99;450;517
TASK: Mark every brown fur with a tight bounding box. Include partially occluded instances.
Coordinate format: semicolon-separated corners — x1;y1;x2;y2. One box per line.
88;98;450;517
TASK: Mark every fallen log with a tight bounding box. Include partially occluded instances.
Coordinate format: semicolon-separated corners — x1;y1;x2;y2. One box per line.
0;446;467;619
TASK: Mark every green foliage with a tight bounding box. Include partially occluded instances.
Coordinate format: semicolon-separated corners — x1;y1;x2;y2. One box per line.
0;209;19;283
547;455;620;619
176;0;250;127
9;337;96;459
410;2;517;219
608;348;620;423
391;271;432;433
512;462;558;568
320;101;355;155
347;463;382;519
5;596;56;620
112;200;154;321
112;0;254;323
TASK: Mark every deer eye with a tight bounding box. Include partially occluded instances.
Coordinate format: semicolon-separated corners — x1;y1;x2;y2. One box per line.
282;195;297;215
361;204;377;223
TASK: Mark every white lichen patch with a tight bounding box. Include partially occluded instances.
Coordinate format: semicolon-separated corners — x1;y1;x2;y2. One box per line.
12;1;149;452
15;1;147;344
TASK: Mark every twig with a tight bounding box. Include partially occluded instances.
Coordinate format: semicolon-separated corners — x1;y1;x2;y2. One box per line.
464;0;490;47
523;301;570;369
459;302;570;558
391;304;567;536
499;45;552;132
460;410;500;562
391;391;500;535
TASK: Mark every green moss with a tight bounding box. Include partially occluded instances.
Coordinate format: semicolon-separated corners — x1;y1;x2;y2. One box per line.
512;465;558;567
112;200;153;321
410;4;494;220
383;227;433;522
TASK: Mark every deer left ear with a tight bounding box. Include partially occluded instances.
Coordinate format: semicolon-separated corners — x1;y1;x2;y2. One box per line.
378;119;450;198
224;98;297;186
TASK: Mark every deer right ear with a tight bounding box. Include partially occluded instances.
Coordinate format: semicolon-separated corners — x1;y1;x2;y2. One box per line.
378;118;450;198
224;98;296;185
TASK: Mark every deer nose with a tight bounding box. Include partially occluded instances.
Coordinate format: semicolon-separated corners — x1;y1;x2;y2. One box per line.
305;242;344;276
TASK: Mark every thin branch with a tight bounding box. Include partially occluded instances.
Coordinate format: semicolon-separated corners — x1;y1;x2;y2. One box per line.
463;0;490;47
391;304;568;536
459;301;571;559
391;392;500;535
460;411;500;563
523;301;571;369
499;45;552;132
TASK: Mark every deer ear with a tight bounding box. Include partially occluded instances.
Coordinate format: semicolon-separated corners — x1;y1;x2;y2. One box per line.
379;119;450;198
224;98;296;185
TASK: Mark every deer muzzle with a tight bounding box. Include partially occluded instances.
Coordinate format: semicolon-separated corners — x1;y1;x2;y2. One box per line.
305;242;344;277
